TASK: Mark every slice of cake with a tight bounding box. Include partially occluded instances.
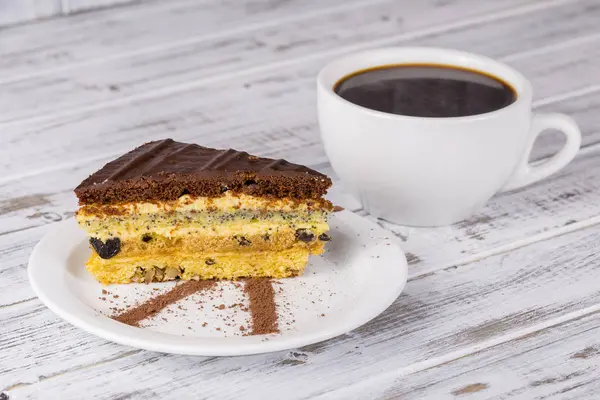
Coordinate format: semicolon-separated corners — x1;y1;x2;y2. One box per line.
74;139;333;284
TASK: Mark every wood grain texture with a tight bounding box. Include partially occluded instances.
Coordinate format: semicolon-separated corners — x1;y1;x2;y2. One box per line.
1;0;555;81
2;0;600;398
318;313;600;399
0;0;564;123
0;0;393;78
6;222;600;398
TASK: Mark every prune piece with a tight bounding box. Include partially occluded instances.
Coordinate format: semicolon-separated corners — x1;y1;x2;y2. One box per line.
205;258;216;265
90;237;121;259
318;233;331;242
235;236;251;246
295;229;315;242
141;234;152;242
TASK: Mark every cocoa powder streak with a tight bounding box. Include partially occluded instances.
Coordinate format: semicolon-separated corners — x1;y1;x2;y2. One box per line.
112;280;216;327
245;278;279;335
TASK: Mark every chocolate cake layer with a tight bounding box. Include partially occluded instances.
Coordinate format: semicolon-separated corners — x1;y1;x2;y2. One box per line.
75;139;332;205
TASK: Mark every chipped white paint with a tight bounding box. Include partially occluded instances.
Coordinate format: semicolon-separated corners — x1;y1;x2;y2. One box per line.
2;0;600;399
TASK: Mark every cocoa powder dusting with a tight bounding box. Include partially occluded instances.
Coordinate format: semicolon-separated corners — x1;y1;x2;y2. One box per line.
244;278;279;335
112;280;216;327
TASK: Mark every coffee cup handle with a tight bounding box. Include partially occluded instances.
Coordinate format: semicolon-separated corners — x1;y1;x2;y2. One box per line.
500;113;581;192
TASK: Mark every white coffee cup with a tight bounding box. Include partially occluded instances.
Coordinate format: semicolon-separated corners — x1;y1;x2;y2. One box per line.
317;47;581;226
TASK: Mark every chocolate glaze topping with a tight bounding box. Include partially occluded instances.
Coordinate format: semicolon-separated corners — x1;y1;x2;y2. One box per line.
75;139;332;205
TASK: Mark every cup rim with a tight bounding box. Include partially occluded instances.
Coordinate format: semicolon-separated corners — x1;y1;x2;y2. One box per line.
317;46;533;123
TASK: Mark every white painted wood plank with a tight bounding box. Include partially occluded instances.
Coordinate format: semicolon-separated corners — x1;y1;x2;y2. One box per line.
5;221;600;398
318;313;600;400
0;0;469;79
0;298;140;394
0;224;55;307
0;1;597;179
0;0;566;122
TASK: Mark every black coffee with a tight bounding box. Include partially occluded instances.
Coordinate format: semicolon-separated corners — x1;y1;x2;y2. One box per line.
334;64;516;118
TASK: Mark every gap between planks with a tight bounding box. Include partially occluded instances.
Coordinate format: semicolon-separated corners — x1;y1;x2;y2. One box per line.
2;349;143;392
0;0;579;128
502;30;600;63
407;210;600;281
60;0;168;16
0;297;36;310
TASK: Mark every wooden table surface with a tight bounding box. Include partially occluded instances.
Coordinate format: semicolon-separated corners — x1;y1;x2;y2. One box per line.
2;0;600;398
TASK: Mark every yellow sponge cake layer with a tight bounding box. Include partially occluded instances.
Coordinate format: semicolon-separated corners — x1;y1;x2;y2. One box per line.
116;227;326;257
87;248;313;284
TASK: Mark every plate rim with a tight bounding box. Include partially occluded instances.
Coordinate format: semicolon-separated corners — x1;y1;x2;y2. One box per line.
28;210;408;356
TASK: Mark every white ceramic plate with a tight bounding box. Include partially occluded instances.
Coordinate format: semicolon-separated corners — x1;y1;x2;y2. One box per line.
28;211;407;356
